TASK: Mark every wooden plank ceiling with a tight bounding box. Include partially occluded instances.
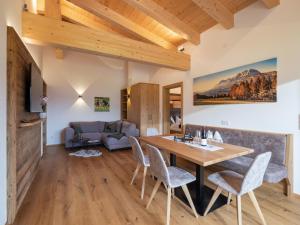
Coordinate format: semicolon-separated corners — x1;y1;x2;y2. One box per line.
27;0;279;70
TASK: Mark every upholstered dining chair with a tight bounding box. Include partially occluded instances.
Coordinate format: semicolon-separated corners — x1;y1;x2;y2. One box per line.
145;128;170;166
146;144;198;225
204;152;272;225
129;136;150;199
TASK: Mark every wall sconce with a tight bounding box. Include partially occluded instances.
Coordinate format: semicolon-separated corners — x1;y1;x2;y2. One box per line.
78;95;83;98
127;94;130;99
178;46;185;52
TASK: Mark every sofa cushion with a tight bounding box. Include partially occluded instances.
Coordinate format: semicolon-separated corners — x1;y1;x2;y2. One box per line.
70;121;105;133
121;121;137;137
107;133;126;140
81;132;102;141
218;156;288;183
104;120;122;133
102;134;129;146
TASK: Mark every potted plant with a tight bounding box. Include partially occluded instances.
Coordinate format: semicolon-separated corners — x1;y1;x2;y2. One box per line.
40;96;48;119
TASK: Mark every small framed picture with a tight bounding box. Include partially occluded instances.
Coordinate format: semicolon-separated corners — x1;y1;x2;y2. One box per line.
94;97;110;112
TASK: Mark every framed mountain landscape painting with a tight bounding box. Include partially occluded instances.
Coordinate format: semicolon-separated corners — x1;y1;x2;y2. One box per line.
193;58;277;105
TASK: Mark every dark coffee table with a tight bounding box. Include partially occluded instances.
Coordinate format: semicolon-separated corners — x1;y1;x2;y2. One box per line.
71;137;101;148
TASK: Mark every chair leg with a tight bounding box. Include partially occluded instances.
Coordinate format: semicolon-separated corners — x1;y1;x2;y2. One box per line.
181;185;198;218
130;163;141;185
248;191;267;225
146;179;161;209
141;166;148;199
204;186;222;216
166;187;172;225
236;195;242;225
163;182;168;191
227;192;232;205
284;178;292;197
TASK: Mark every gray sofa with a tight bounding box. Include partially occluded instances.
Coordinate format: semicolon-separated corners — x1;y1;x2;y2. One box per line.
185;124;292;195
64;120;139;151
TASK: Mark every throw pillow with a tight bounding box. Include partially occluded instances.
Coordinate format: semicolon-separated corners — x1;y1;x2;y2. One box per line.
213;131;223;143
104;122;118;133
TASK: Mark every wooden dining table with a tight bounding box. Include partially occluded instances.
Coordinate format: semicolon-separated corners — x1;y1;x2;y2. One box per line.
139;135;254;216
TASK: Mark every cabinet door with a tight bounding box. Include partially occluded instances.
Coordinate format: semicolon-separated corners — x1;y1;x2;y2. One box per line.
140;84;159;136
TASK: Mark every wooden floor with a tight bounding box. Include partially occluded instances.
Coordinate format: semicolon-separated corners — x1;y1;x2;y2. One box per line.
13;146;300;225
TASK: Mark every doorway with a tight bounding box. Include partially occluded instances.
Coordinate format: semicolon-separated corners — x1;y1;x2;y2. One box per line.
162;82;183;135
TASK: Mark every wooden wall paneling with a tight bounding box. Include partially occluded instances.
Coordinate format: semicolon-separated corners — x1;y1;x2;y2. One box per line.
16;150;40;209
7;27;43;224
7;27;18;225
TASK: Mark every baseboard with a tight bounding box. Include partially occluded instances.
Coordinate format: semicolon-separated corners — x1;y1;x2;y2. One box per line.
292;193;300;199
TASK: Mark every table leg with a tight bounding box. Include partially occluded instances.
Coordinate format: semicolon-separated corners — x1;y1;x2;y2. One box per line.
170;153;176;166
170;155;228;216
195;165;205;205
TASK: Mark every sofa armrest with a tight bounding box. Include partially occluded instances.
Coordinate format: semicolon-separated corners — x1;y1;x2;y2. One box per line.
124;127;139;137
65;127;75;148
134;128;140;137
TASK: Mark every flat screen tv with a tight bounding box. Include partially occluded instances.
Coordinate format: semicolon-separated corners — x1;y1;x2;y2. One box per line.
29;63;43;113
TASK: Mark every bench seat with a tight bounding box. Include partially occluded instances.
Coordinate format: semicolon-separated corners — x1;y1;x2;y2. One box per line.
218;156;288;183
185;124;293;196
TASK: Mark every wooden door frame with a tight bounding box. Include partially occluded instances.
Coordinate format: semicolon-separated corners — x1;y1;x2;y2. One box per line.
162;82;183;135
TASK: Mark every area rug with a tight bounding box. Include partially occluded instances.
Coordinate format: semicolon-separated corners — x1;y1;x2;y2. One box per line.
69;150;102;158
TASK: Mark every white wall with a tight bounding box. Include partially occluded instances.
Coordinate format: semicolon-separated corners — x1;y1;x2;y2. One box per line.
127;61;158;86
0;1;43;224
150;0;300;193
43;47;128;145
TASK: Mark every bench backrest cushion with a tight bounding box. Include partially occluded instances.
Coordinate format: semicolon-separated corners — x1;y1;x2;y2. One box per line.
185;124;287;166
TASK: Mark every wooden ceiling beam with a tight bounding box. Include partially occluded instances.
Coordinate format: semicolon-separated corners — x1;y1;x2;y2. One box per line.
192;0;234;29
60;0;140;40
37;0;142;40
45;0;61;18
67;0;176;50
260;0;280;9
122;0;200;45
44;0;64;59
22;12;190;70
